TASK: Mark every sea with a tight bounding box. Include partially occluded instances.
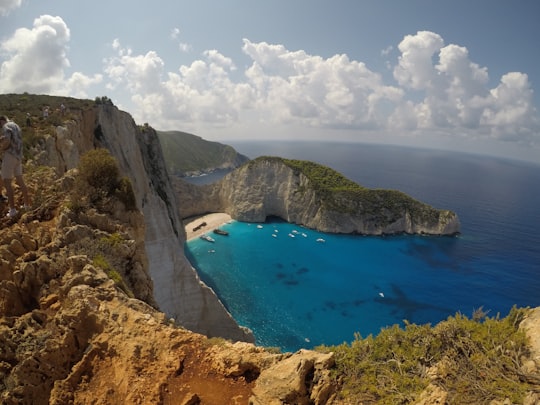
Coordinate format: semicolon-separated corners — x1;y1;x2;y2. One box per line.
183;141;540;352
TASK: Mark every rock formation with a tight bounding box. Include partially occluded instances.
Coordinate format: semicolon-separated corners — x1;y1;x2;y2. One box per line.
177;156;461;236
0;168;335;404
33;104;252;343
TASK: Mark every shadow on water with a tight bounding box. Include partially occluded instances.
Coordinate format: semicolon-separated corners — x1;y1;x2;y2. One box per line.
374;284;453;323
323;298;367;314
401;238;464;272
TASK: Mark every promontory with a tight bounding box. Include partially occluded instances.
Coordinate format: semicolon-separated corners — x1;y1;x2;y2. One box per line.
177;156;461;236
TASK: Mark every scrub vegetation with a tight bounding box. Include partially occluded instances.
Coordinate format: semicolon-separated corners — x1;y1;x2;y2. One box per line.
317;306;534;404
156;130;249;175
70;148;136;212
252;156;445;224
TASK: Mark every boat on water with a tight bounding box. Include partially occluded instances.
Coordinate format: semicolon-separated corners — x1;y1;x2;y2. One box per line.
200;234;216;243
213;228;229;236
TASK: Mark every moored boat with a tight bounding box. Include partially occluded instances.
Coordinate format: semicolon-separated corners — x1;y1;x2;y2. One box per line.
200;234;215;243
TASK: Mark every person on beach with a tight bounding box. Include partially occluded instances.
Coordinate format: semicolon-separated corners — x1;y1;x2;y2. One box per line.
0;115;30;218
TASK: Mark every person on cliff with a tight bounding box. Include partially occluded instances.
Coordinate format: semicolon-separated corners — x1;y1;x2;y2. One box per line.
0;115;30;218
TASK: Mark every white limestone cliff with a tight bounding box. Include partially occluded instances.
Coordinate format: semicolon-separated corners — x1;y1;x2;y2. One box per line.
34;104;253;343
177;157;461;236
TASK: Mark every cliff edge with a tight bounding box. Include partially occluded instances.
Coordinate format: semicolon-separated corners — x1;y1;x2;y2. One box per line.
31;101;252;343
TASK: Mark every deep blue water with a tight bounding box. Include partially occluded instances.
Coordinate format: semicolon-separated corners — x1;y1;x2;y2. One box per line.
184;141;540;352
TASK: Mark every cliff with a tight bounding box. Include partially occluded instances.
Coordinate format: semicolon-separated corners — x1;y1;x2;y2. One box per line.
33;103;252;343
0;165;335;404
177;156;461;236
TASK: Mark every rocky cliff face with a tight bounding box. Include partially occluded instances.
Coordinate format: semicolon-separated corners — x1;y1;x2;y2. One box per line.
33;104;252;343
177;157;461;236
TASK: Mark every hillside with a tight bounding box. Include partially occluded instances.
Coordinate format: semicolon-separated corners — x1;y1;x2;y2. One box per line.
156;130;249;176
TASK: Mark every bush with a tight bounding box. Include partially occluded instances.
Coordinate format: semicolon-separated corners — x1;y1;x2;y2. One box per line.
71;148;137;212
317;307;531;404
92;253;134;298
78;148;119;195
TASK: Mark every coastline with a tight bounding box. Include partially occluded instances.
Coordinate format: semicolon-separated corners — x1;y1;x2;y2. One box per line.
183;213;233;241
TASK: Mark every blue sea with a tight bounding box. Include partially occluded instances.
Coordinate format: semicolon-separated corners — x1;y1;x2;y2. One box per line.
184;141;540;352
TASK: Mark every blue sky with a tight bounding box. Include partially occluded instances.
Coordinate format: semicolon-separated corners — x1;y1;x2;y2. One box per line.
1;0;539;162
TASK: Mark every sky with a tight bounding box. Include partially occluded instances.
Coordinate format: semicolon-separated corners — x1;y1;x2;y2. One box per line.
1;0;539;163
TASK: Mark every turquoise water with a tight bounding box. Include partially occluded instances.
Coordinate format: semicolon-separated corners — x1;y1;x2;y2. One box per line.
186;221;468;351
184;142;540;352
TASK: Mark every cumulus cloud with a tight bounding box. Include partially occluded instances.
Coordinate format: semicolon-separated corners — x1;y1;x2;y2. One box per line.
0;0;22;16
1;16;538;146
0;15;101;97
105;31;537;145
241;39;403;129
390;31;539;142
104;41;249;127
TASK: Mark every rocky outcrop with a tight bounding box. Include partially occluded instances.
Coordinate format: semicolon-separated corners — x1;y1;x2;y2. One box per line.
33;104;252;343
0;182;336;404
177;157;461;236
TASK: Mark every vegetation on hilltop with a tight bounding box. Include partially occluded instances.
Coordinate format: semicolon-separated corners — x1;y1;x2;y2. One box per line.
156;130;249;176
0;93;96;125
250;156;445;224
0;93;107;159
317;306;535;404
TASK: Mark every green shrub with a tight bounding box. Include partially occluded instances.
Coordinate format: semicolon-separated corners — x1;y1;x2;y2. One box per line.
71;148;137;212
318;306;531;404
92;253;134;298
78;148;119;195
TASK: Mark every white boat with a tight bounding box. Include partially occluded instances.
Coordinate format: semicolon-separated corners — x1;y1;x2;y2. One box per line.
200;234;215;243
316;238;326;243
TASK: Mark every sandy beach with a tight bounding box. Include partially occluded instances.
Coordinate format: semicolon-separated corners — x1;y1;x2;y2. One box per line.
183;212;232;241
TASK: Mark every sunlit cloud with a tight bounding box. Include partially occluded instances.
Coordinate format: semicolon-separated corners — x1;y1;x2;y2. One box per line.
390;31;539;142
0;15;101;97
111;32;537;144
1;16;538;146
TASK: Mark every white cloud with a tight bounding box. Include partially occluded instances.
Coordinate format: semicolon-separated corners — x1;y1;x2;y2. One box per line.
0;0;22;16
240;39;403;129
170;27;192;53
390;31;539;142
381;45;393;57
0;17;538;148
104;33;538;145
0;15;101;97
104;42;164;93
170;28;180;40
104;41;250;128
